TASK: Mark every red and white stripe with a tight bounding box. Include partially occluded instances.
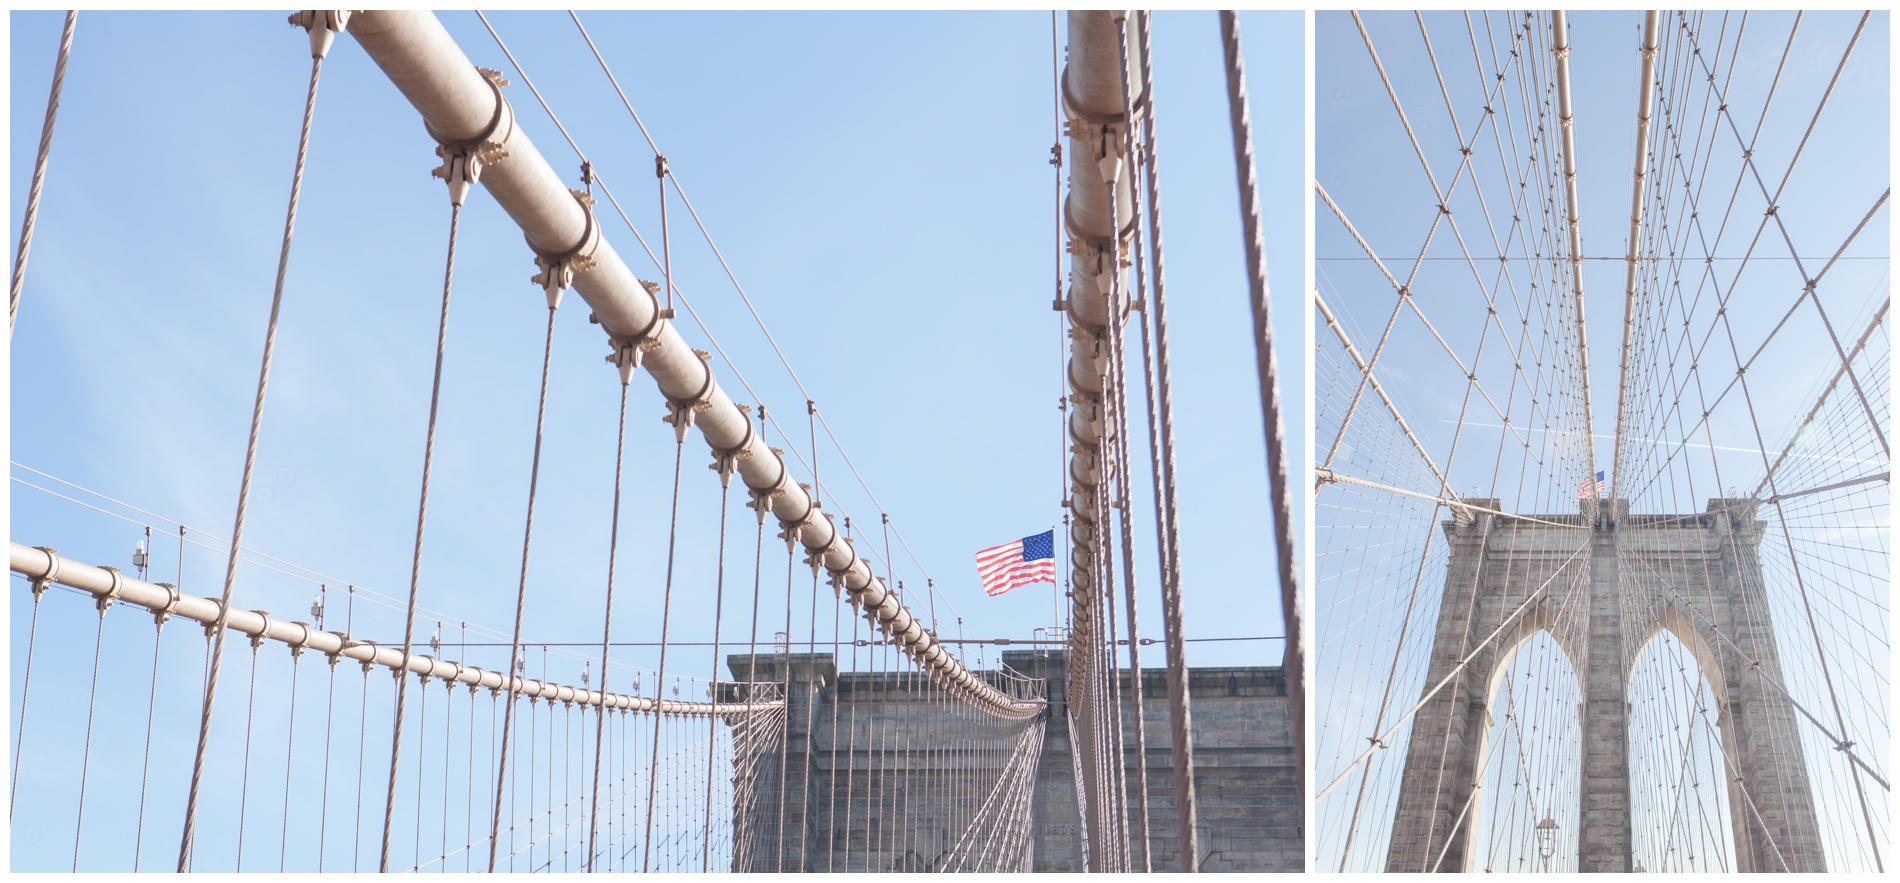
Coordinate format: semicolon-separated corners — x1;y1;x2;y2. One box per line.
975;539;1056;597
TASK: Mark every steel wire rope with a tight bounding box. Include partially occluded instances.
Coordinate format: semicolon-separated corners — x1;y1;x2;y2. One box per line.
640;438;688;872
586;378;633;873
822;549;846;873
350;593;368;870
69;602;108;871
132;613;167;870
381;179;466;876
1217;7;1304;809
486;297;562;873
702;478;732;873
8;10;76;338
736;408;769;869
413;668;430;870
798;402;826;850
442;665;454;871
176;33;328;870
318;625;338;871
8;568;46;820
235;641;262;870
772;500;800;868
1127;11;1203;868
277;647;303;872
1114;97;1156;875
843;594;862;870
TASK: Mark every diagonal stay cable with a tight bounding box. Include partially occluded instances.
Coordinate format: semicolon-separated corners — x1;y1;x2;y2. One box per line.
8;10;76;339
177;20;332;870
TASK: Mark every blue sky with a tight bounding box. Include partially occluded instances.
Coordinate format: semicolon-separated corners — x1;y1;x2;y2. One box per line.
7;10;1302;870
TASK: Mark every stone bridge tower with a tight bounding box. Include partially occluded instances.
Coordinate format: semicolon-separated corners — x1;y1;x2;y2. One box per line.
1384;498;1824;872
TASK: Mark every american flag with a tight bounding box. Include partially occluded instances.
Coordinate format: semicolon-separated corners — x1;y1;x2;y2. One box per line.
975;529;1057;597
1577;470;1605;500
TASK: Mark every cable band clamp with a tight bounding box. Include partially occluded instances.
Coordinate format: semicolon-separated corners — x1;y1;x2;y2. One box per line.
528;188;602;310
428;66;514;207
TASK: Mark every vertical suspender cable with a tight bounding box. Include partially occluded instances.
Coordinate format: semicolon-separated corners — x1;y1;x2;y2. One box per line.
70;603;108;871
280;648;302;871
235;640;261;870
1134;10;1200;868
382;179;466;874
776;534;795;869
178;15;336;869
8;10;76;338
1111;16;1156;868
133;615;166;870
488;301;562;872
317;641;337;871
1217;9;1304;805
9;573;48;819
703;479;732;872
640;439;687;872
588;380;632;872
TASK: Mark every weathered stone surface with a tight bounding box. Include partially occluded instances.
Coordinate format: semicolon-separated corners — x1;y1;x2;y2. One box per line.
1385;499;1823;872
728;649;1301;872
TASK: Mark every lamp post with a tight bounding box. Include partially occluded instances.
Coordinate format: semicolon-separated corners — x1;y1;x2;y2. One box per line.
1535;816;1559;872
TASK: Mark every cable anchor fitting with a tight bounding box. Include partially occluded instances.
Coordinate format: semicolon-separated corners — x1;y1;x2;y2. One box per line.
604;279;671;383
528;188;602;310
428;67;514;207
707;405;756;488
289;10;350;60
97;565;125;615
746;446;789;525
660;349;716;443
29;546;60;600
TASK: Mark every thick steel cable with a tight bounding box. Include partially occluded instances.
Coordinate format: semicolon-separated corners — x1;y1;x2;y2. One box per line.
177;46;325;872
774;504;798;868
1100;458;1132;871
280;652;302;872
487;302;561;873
640;439;687;873
350;598;368;871
411;668;427;870
381;194;464;874
1219;9;1304;806
441;672;453;869
9;585;44;819
702;479;731;873
587;380;632;872
318;650;338;871
824;545;846;872
798;531;822;869
235;643;261;870
1132;10;1199;868
8;10;75;338
1110;17;1158;869
70;608;107;871
133;617;166;870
